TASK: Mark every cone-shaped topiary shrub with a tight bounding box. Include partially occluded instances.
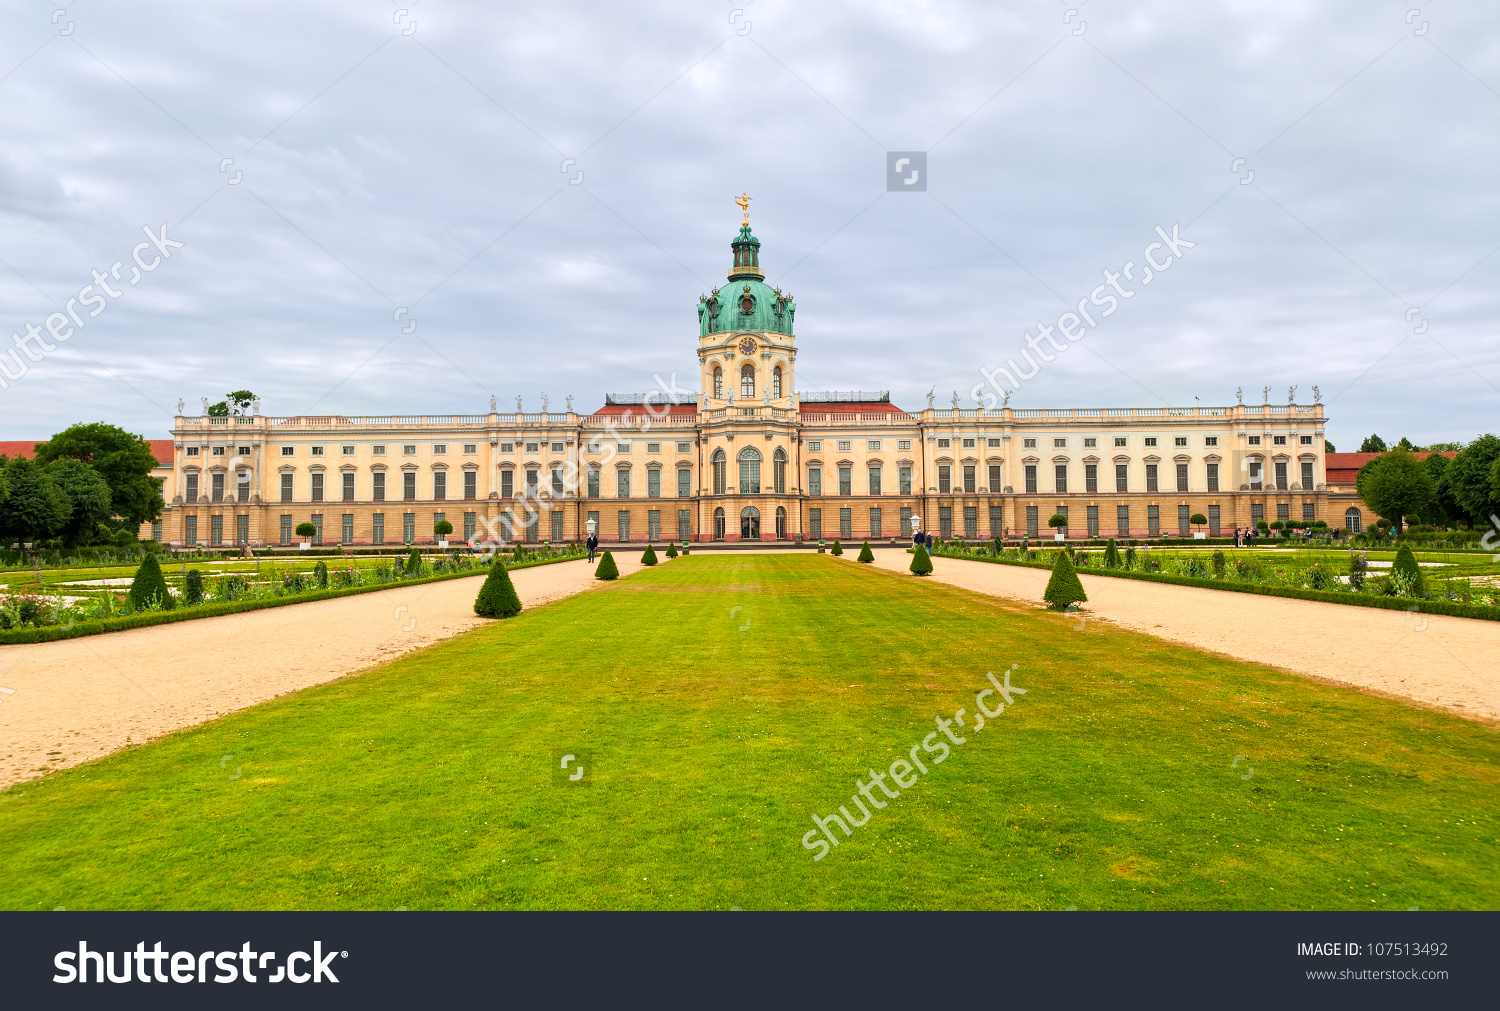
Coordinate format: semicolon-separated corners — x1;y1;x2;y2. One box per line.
910;543;933;575
314;559;329;588
1124;546;1136;569
665;542;677;558
595;550;619;580
1103;539;1120;568
830;540;843;556
641;544;658;565
1043;550;1087;611
1392;542;1425;595
184;568;204;606
127;553;175;612
1212;550;1226;578
474;558;523;618
405;549;422;576
857;541;874;563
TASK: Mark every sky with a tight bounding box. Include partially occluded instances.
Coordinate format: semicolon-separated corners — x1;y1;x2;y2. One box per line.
1;0;1497;451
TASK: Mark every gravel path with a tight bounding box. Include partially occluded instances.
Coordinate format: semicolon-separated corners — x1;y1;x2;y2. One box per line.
866;549;1500;724
0;556;646;790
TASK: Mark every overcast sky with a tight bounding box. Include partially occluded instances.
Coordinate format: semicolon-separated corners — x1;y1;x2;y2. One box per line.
1;0;1496;449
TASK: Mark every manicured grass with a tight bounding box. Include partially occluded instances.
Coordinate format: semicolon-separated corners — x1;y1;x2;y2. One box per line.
2;554;1496;911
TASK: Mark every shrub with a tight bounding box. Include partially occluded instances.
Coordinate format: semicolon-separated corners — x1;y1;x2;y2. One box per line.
1190;513;1208;531
1124;546;1136;570
641;544;658;566
1047;513;1067;532
434;519;453;539
595;550;619;580
1043;550;1087;611
1103;539;1120;568
665;542;677;558
295;522;316;540
1392;543;1426;596
184;568;204;606
910;544;933;575
473;559;523;618
1212;550;1226;578
857;541;874;563
314;559;329;589
406;549;422;576
830;540;843;556
127;553;174;612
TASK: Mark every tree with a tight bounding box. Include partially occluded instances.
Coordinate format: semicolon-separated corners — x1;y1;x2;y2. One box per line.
0;457;70;546
1415;441;1464;453
641;544;658;566
1392;543;1426;597
1356;448;1433;534
474;558;523;618
1358;434;1387;453
184;568;204;605
1047;513;1067;537
43;457;112;546
910;543;933;575
127;553;175;612
1190;512;1207;533
1043;551;1087;611
434;519;453;540
207;391;257;416
34;423;164;528
1417;452;1459;527
857;541;874;563
314;560;329;588
665;542;678;558
1446;434;1500;526
1395;437;1415;451
595;550;619;580
1212;550;1226;578
1103;539;1120;568
295;521;316;542
1324;439;1336;453
405;549;422;575
830;540;843;556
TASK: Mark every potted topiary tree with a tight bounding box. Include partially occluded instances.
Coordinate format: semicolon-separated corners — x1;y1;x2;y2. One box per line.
857;541;874;563
1048;513;1068;542
1043;550;1087;611
1190;513;1208;539
295;521;316;551
434;519;453;549
595;550;619;580
474;557;523;618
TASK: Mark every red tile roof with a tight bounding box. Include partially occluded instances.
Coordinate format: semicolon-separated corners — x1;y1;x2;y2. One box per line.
0;438;173;466
798;401;910;415
591;403;698;417
1326;450;1457;486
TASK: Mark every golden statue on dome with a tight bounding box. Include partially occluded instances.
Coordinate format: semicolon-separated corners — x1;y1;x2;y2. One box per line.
735;192;751;226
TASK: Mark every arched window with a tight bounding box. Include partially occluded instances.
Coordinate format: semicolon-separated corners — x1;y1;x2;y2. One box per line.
713;506;726;540
712;449;726;495
775;505;787;539
772;366;782;398
773;447;787;494
1344;507;1362;533
738;446;761;494
712;367;723;399
740;506;760;540
741;363;755;399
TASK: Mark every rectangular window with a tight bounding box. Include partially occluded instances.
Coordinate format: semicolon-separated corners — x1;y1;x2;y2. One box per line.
1248;460;1262;490
1054;465;1067;493
212;472;225;502
1277;503;1290;522
343;472;355;502
525;510;539;543
310;446;323;457
403;471;416;500
372;472;385;502
870;507;882;539
988;464;1001;491
236;473;249;502
898;440;911;451
1116;505;1129;538
808;467;822;496
341;513;353;543
585;468;598;498
498;443;512;454
962;438;975;449
185;515;198;545
553;510;565;542
1303;502;1315;522
809;508;822;539
1209;504;1221;536
963;465;976;493
964;505;978;538
648;509;660;541
1301;461;1314;488
434;472;446;501
677;509;691;541
1115;464;1128;493
551;443;564;453
1146;464;1158;492
311;514;322;546
463;444;477;454
1147;505;1160;536
1144;437;1157;447
501;469;516;498
617;469;631;497
1273;435;1287;446
1176;463;1189;493
342;445;355;456
526;469;539;496
989;506;1003;538
1251;503;1264;524
838;467;852;496
647;443;661;454
1275;461;1288;490
1178;504;1190;536
677;442;692;454
837;440;852;453
1205;437;1218;447
868;466;882;496
210;514;223;546
280;514;292;545
403;512;415;543
839;508;852;539
1206;463;1219;492
807;441;822;452
372;445;385;456
588;511;599;539
938;466;950;494
678;468;691;497
1026;505;1039;538
648;469;661;498
1025;465;1037;493
1175;437;1187;447
235;514;249;545
1085;464;1098;493
1023;438;1036;449
867;440;881;452
987;438;1001;448
464;511;476;540
618;510;631;542
186;472;200;503
1056;505;1068;535
1086;505;1099;538
899;466;912;495
1054;438;1066;448
1114;437;1127;447
373;513;384;544
900;506;913;537
186;447;199;457
550;466;563;497
938;506;951;539
152;520;163;542
464;471;477;500
936;439;950;449
1248;435;1262;446
309;473;321;503
1083;438;1097;448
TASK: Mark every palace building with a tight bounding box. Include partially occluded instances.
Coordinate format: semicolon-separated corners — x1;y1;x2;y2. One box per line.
152;206;1339;548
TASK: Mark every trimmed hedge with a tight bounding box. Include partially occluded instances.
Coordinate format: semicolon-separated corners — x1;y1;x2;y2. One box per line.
923;549;1500;622
0;555;585;645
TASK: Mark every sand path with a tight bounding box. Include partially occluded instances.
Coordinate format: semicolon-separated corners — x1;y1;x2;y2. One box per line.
0;556;646;789
865;549;1500;724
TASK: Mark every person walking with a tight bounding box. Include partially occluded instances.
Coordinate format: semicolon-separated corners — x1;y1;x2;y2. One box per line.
925;531;935;553
586;531;598;563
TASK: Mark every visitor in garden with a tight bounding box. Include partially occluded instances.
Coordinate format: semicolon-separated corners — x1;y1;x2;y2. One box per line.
586;531;599;563
925;531;934;552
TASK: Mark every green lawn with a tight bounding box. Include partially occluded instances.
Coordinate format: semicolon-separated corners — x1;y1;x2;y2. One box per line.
2;553;1496;910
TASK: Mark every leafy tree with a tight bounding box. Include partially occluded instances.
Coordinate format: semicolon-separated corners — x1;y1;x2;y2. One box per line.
1103;539;1120;568
1190;512;1207;533
34;423;164;528
641;544;658;566
1395;437;1415;451
857;541;874;563
1047;513;1067;533
44;457;112;546
830;540;843;556
1358;434;1387;453
1043;551;1087;611
295;521;317;541
1356;448;1433;534
909;543;933;575
474;559;522;618
1392;543;1426;596
595;550;619;580
207;391;257;416
1417;452;1459;527
665;542;677;558
1415;441;1464;452
1446;434;1500;526
1324;439;1336;453
0;457;70;546
127;553;174;612
184;568;204;605
434;519;453;540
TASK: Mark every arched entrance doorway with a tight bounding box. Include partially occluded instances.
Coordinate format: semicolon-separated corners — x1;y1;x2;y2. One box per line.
740;506;760;540
713;507;726;540
775;506;787;540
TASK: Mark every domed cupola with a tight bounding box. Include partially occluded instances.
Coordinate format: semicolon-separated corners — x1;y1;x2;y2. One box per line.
728;223;763;281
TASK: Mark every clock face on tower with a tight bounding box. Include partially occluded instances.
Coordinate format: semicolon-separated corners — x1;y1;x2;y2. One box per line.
737;336;756;355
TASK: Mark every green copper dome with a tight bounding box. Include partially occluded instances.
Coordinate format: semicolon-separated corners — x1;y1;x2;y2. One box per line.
697;225;796;336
